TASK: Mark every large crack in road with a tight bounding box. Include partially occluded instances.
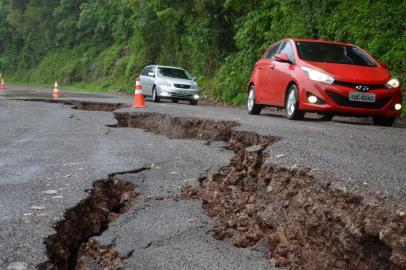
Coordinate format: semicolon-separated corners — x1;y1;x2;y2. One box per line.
114;111;406;270
37;168;149;270
8;99;405;269
197;148;403;269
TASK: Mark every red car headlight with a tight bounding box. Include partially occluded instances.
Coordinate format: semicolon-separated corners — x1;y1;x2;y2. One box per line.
301;66;334;84
385;78;400;89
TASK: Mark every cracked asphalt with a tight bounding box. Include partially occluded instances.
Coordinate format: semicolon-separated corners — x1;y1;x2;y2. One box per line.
0;85;405;269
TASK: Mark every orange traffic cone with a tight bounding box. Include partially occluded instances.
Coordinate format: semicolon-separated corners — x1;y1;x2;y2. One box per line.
133;77;145;108
0;77;6;89
53;81;60;99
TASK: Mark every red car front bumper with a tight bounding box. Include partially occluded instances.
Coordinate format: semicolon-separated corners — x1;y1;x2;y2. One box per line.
299;81;403;117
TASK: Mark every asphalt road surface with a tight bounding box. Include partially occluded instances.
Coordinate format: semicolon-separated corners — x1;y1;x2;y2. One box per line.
0;85;405;269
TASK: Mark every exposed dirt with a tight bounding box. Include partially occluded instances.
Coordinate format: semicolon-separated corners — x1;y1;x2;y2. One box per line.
114;111;240;141
197;96;245;108
9;98;129;112
10;97;404;268
76;239;133;270
114;111;406;270
37;177;140;270
69;101;129;112
199;147;406;269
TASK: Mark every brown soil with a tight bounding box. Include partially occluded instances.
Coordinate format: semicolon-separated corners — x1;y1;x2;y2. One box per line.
199;146;406;269
69;101;129;112
197;96;245;108
32;108;406;270
114;111;406;270
37;177;139;270
114;111;240;141
76;239;133;270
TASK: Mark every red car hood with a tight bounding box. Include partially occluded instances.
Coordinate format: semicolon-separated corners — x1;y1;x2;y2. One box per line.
303;61;390;84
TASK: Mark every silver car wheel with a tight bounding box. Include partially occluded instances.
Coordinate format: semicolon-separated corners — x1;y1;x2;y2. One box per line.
247;88;255;112
287;90;296;116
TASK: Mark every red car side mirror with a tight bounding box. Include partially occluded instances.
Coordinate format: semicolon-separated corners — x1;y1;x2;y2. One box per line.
379;62;388;69
274;53;291;63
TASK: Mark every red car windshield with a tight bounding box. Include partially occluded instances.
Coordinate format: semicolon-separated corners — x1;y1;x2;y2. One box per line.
295;41;376;67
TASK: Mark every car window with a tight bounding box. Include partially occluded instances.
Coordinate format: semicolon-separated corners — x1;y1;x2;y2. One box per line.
149;67;156;77
296;42;376;67
141;67;150;76
158;68;190;79
346;47;376;67
277;41;295;63
265;43;281;60
141;66;154;76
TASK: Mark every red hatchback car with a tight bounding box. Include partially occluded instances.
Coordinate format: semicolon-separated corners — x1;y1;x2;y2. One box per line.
247;38;403;126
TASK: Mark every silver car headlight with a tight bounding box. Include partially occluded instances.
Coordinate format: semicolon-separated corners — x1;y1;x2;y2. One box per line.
301;66;334;84
385;78;400;89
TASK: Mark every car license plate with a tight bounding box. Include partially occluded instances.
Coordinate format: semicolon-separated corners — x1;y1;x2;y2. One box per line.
349;92;376;103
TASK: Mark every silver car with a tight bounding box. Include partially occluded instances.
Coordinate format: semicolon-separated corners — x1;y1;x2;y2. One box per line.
140;65;200;105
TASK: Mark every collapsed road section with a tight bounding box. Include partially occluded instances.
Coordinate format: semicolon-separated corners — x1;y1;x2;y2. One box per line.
113;111;406;270
197;147;405;269
38;167;149;270
13;98;403;269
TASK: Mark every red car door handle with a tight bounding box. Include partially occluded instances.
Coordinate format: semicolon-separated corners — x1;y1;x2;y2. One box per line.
258;66;263;70
269;64;275;69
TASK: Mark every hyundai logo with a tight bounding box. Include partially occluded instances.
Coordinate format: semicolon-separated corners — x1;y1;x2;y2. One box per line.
356;85;370;92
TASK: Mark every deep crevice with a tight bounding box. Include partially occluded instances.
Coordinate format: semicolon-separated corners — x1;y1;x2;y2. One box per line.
198;151;403;269
31;107;405;269
113;111;406;270
37;174;144;270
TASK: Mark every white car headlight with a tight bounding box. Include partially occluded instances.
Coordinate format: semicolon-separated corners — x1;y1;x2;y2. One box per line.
160;91;170;97
301;66;334;84
159;80;172;87
385;78;400;89
394;103;402;111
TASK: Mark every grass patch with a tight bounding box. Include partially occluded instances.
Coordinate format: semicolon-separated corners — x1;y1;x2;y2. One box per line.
4;44;136;95
6;79;51;89
63;82;112;93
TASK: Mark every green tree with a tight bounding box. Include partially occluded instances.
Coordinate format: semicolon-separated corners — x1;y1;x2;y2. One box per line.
0;0;404;105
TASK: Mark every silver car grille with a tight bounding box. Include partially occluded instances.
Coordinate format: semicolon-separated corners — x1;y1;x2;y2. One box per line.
167;92;194;99
174;84;191;89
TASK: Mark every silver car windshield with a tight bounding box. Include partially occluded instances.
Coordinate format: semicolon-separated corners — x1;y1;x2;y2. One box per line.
158;68;190;80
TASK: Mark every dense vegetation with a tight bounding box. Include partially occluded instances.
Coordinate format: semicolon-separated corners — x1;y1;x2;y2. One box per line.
0;0;405;104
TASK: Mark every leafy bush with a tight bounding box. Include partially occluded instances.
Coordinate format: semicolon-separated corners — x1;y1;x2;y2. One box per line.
0;0;404;102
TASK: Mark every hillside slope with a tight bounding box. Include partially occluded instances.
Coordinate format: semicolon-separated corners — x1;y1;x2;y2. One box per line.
0;0;405;104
